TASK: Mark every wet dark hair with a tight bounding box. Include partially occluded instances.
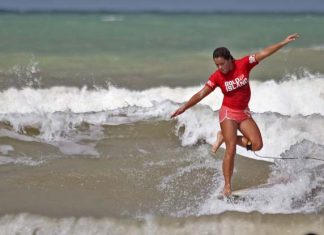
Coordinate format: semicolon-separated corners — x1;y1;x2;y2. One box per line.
213;47;234;60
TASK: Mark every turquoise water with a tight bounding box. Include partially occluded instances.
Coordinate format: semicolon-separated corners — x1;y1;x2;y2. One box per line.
0;13;324;89
1;13;323;54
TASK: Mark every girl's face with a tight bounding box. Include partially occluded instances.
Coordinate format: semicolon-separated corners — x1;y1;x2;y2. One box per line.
214;57;233;74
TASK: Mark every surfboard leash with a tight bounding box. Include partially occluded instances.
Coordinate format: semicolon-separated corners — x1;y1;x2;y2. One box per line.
252;151;324;162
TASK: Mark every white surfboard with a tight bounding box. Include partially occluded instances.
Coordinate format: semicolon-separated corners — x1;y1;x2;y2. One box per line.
217;182;277;200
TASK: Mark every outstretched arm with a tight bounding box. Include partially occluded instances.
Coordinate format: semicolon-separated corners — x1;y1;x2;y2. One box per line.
255;33;299;62
170;86;213;118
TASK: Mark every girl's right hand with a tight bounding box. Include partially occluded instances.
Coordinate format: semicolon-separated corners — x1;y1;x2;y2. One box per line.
170;105;186;118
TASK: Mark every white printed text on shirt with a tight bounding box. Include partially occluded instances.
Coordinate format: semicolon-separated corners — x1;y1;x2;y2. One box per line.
224;74;248;92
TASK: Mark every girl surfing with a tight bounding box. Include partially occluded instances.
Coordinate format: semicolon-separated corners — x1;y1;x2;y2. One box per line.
171;33;299;196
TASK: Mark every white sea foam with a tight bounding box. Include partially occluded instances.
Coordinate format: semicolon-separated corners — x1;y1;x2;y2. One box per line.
101;15;124;22
311;44;324;50
0;212;322;235
174;108;324;162
0;125;100;157
199;140;324;215
250;73;324;116
0;110;323;163
0;97;323;162
2;103;322;162
0;155;44;166
0;76;323;115
0;145;14;155
0;76;323;161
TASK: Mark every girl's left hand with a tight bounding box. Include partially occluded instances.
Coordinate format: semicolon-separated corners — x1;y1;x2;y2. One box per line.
284;33;300;44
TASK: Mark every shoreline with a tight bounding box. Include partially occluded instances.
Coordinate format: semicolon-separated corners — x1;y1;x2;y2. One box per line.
0;211;322;235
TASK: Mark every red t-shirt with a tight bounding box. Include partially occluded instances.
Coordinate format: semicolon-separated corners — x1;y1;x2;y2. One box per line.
205;55;258;110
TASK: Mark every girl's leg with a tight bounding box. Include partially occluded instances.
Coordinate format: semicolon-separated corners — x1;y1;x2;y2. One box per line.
211;131;224;153
220;119;238;196
238;118;263;151
212;117;263;153
211;130;249;153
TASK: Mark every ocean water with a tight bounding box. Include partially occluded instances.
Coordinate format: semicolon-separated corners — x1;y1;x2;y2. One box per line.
0;12;323;234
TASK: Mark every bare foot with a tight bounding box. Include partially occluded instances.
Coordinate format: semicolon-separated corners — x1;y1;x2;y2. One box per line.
223;184;232;197
211;131;224;153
